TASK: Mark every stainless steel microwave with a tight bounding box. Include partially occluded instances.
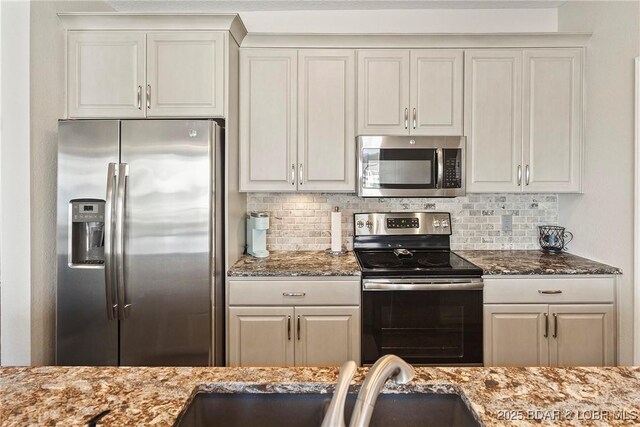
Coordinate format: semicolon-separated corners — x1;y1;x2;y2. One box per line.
357;135;465;198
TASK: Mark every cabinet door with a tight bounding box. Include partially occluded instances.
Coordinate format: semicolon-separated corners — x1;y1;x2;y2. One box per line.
298;50;356;192
357;50;410;135
228;307;295;367
523;49;583;193
294;306;360;367
146;32;225;117
484;304;549;367
410;50;463;135
465;50;523;193
240;49;298;191
67;31;145;118
549;304;614;367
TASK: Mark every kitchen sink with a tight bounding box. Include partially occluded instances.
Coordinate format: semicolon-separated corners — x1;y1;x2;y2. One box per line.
174;391;480;427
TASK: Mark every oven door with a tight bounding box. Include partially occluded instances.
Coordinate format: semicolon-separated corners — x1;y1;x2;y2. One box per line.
362;278;483;366
357;135;465;198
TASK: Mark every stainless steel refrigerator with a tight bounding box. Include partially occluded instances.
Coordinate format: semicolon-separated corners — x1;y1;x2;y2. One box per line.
56;119;224;366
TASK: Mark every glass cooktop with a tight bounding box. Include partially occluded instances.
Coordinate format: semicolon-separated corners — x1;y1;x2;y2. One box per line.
355;249;483;277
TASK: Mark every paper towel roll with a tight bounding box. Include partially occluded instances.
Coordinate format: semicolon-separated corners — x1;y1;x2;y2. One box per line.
331;208;342;253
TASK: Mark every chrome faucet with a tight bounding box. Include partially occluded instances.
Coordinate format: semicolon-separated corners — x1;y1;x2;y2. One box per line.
321;361;358;427
349;355;415;427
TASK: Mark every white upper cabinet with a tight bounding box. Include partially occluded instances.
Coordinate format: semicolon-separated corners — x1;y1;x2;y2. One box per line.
410;50;463;135
239;49;298;192
67;31;146;118
357;49;463;136
146;32;225;117
67;30;227;119
357;50;411;135
298;50;356;192
523;49;583;193
465;50;523;192
466;48;583;193
240;49;356;192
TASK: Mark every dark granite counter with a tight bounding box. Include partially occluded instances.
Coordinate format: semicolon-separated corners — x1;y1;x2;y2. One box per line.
1;365;639;426
228;250;361;277
455;250;621;275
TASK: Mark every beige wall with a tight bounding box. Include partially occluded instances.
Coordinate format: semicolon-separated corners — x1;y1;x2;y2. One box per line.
557;1;640;365
30;0;114;365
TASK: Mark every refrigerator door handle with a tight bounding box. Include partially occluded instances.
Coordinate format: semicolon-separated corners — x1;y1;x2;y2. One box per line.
104;163;119;320
115;163;131;320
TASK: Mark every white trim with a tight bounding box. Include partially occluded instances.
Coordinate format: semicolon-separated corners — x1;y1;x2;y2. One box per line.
635;56;640;365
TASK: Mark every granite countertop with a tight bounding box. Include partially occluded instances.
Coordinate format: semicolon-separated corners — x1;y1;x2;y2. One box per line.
456;250;622;275
1;365;639;426
228;250;361;277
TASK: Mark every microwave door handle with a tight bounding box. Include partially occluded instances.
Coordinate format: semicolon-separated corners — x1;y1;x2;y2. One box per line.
104;163;118;320
436;148;444;189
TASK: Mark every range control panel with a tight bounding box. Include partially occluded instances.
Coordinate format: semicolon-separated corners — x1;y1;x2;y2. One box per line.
355;212;452;236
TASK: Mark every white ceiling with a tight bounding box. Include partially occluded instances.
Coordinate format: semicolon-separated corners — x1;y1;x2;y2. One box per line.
106;0;567;12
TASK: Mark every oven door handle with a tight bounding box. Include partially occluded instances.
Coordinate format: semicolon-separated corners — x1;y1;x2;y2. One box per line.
363;280;483;291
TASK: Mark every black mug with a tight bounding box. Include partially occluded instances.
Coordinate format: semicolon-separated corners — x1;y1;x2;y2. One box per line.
538;225;573;253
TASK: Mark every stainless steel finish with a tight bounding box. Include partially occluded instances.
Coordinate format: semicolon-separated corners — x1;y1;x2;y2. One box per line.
404;108;408;129
115;163;129;320
104;163;118;320
363;278;484;291
299;163;303;185
146;84;151;109
517;165;522;186
320;361;358;427
349;355;415;427
357;135;466;198
412;108;416;129
57;120;119;366
525;164;530;185
250;212;269;218
544;313;549;338
291;164;295;185
297;315;301;340
354;212;452;236
137;86;142;110
287;316;292;341
283;292;306;297
553;313;558;338
119;120;214;366
436;147;444;189
539;290;563;295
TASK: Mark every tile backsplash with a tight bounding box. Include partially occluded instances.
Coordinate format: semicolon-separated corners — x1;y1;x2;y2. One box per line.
246;193;558;251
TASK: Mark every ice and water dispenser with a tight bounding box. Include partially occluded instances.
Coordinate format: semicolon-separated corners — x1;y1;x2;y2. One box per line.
69;199;105;267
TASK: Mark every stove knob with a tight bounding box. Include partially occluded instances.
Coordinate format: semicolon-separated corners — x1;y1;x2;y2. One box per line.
365;220;373;229
433;220;441;228
441;221;449;228
356;220;365;228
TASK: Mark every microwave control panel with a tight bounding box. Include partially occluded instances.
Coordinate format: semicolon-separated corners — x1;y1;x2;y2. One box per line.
442;149;462;189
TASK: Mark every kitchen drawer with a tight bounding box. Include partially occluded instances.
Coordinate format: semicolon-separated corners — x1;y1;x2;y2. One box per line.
483;276;616;304
228;278;361;306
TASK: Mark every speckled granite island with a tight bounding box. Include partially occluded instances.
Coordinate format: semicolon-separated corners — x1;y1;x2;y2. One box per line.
228;250;361;277
1;365;639;426
455;250;621;275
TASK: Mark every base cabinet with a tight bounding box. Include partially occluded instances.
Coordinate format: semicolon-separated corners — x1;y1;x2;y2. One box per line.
485;303;614;367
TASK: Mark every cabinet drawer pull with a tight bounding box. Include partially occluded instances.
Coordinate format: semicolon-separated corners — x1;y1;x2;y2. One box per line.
552;313;558;338
291;164;295;185
538;290;563;295
146;85;151;109
525;164;530;185
517;165;522;186
297;315;301;341
404;108;408;129
287;315;291;341
137;85;142;110
543;313;549;338
412;108;416;129
283;292;306;297
299;163;303;185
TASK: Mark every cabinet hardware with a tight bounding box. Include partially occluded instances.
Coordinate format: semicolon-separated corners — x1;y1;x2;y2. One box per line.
291;164;295;185
517;165;522;186
412;108;416;129
283;292;306;297
287;316;291;341
299;164;303;185
544;313;549;338
552;313;558;338
404;108;408;129
525;165;530;186
146;85;151;109
538;290;562;295
137;86;142;110
297;315;301;341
